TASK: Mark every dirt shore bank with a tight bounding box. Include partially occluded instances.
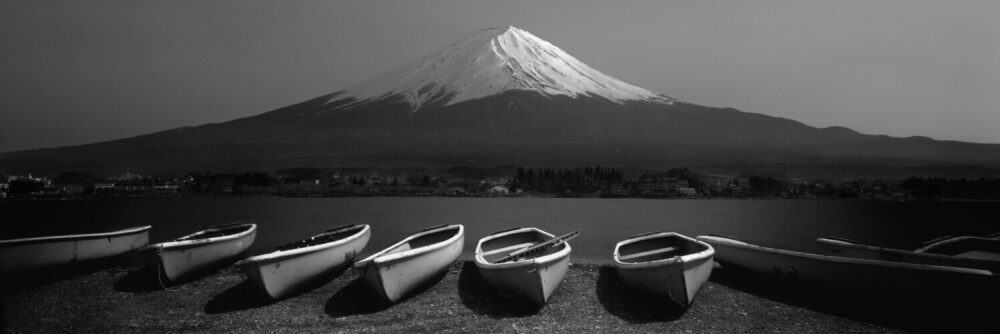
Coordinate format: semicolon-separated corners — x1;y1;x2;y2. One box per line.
1;262;986;333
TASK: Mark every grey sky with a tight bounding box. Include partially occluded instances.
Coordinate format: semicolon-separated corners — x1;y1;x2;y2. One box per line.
1;0;997;153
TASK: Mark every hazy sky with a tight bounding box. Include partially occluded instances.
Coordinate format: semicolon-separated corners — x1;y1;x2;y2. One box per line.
1;0;997;152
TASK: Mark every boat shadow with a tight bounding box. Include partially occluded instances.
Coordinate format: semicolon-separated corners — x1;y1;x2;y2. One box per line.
594;265;685;324
204;280;276;314
456;262;542;318
204;265;351;314
324;268;448;317
113;266;163;292
708;265;992;333
114;260;238;292
2;257;125;292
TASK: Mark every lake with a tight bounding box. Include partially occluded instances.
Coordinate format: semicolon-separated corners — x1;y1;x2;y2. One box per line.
2;197;997;264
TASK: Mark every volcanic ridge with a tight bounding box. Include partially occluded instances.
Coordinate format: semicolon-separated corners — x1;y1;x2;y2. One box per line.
2;26;999;177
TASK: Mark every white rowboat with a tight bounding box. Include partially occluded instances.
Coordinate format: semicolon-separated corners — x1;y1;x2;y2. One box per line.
354;224;463;303
0;226;151;274
139;223;256;284
613;232;714;308
698;235;998;312
817;236;1000;273
236;224;370;299
475;227;573;305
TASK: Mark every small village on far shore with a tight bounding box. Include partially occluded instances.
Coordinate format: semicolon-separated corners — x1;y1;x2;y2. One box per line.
3;166;998;201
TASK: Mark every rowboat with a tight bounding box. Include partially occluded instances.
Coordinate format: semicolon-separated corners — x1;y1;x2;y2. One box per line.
138;223;256;284
817;236;1000;273
914;236;1000;262
236;224;370;299
697;235;997;312
354;224;463;303
0;226;151;274
613;232;714;308
475;227;575;305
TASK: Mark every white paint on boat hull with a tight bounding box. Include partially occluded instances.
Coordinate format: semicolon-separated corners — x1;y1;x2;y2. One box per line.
613;232;714;308
0;226;151;274
698;235;998;312
475;227;572;305
355;225;464;303
238;225;371;299
140;224;256;284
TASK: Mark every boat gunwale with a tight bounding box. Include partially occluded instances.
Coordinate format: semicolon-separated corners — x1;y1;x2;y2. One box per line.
818;236;1000;267
914;236;1000;253
236;224;370;267
0;225;152;247
697;235;994;276
613;232;714;268
142;223;257;252
474;227;572;268
354;224;464;268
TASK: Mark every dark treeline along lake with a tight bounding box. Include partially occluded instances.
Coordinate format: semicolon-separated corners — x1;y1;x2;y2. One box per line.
2;197;997;264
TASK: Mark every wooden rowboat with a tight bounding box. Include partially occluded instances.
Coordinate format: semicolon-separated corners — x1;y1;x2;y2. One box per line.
236;224;370;299
475;227;574;305
138;223;256;284
354;224;463;303
817;236;1000;273
613;232;714;308
914;236;1000;262
697;235;998;312
0;226;151;274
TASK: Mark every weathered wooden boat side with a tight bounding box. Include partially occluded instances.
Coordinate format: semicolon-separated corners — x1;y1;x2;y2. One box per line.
354;224;464;303
698;235;998;312
236;224;370;299
475;227;572;305
914;236;1000;262
613;232;714;308
0;226;151;274
139;223;256;284
817;236;1000;273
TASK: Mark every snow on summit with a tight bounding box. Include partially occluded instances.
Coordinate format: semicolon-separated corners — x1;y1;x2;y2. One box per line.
334;26;672;110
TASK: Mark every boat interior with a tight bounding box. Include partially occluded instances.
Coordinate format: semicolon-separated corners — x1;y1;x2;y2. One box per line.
922;238;1000;261
275;224;365;251
380;226;459;256
176;223;252;241
618;234;707;263
479;229;564;263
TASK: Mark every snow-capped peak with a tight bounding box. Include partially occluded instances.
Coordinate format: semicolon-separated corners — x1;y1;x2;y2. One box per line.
332;26;673;110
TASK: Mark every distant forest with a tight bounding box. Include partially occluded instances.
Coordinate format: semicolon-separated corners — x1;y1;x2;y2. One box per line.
4;166;1000;200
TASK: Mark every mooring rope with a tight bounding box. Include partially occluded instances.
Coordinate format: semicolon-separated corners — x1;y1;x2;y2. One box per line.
154;246;182;291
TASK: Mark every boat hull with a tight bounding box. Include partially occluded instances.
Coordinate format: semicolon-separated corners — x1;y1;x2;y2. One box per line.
140;224;256;284
475;227;571;305
614;232;714;308
817;237;1000;273
238;225;370;299
0;226;151;274
356;225;464;303
698;235;997;312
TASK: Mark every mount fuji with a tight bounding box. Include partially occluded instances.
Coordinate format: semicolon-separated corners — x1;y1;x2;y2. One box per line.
3;26;1000;177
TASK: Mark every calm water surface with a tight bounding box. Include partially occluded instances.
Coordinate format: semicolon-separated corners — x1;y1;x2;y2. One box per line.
2;197;997;264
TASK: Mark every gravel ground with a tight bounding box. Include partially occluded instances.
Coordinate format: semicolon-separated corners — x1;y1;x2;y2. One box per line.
1;262;989;333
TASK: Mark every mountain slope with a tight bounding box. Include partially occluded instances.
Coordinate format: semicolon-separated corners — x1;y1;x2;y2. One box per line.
336;26;671;111
2;26;999;177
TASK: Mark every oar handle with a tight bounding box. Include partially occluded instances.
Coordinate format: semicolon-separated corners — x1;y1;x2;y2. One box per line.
496;230;579;263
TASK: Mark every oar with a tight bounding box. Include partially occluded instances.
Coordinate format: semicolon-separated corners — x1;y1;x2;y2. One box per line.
494;230;580;264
